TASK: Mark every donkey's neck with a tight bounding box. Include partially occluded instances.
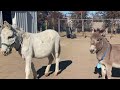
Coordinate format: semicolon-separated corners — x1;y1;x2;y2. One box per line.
96;38;111;61
13;28;23;56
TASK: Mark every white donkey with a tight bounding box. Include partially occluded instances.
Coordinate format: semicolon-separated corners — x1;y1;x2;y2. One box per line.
0;21;61;79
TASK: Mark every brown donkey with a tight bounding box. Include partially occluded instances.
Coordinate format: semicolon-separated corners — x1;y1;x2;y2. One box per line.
89;31;120;79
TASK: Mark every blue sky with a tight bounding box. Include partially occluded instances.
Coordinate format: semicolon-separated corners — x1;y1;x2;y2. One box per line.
88;11;96;17
60;11;72;16
60;11;96;17
60;11;70;14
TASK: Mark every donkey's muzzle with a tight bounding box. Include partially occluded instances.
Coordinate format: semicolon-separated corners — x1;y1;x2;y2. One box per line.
90;49;95;54
90;45;96;54
1;49;12;56
1;51;8;56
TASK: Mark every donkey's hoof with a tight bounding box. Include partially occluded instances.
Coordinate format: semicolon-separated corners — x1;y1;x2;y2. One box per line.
45;71;52;77
45;73;49;77
54;70;61;76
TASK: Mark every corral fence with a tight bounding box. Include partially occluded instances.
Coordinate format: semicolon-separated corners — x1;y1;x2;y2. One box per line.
58;18;120;38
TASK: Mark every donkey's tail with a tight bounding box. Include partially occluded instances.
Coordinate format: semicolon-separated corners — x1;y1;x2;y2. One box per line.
55;36;61;57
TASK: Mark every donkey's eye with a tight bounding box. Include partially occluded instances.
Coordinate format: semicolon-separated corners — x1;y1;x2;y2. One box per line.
97;38;102;41
97;39;100;41
8;36;13;39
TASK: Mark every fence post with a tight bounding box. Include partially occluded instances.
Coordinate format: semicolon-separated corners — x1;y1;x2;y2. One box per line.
58;18;60;34
110;19;113;39
82;19;84;32
45;20;48;30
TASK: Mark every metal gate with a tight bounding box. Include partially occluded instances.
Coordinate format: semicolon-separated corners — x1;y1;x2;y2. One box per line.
0;11;38;47
11;11;37;33
0;11;2;47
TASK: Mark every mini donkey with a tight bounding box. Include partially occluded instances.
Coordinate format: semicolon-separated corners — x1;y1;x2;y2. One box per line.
0;21;61;79
89;31;120;79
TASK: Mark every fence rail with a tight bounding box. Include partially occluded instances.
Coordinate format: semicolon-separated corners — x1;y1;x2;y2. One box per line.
58;18;120;33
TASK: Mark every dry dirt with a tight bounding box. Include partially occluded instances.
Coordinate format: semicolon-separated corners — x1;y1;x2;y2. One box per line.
0;33;120;79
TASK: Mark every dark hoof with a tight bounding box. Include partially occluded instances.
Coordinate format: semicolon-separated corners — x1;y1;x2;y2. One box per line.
98;75;102;78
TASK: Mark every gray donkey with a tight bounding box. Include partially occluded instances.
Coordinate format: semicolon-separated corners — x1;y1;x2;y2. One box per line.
90;31;120;79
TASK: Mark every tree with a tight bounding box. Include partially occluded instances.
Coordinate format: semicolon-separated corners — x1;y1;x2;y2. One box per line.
92;11;120;37
47;11;64;31
37;11;49;31
70;11;88;32
104;11;120;19
37;11;64;32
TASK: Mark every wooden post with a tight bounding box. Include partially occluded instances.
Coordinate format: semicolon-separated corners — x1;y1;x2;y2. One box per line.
81;12;85;37
110;19;113;39
45;20;48;30
52;17;55;29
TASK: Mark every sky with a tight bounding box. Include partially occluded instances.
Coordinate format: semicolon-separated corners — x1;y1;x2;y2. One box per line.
60;11;96;17
60;11;72;16
60;11;70;14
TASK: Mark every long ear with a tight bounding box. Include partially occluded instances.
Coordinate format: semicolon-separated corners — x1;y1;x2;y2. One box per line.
91;28;94;34
3;21;11;29
14;27;25;36
20;28;25;34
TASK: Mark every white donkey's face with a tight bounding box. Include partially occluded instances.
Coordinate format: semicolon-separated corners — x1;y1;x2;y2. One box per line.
1;26;16;56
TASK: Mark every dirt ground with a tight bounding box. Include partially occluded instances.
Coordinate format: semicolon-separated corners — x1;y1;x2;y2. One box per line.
0;32;120;79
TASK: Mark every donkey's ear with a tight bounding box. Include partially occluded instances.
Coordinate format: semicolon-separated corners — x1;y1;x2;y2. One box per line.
92;29;96;33
22;32;26;38
3;21;12;29
20;28;25;34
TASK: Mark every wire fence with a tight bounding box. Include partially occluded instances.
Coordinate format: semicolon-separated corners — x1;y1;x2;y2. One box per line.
58;18;120;33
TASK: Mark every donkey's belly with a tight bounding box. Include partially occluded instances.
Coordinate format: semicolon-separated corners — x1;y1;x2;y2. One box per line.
33;43;53;58
34;50;52;58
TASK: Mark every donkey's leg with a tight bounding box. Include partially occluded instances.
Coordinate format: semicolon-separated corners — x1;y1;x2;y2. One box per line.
54;37;61;76
31;62;37;79
54;52;61;76
106;65;112;79
45;54;54;77
25;56;32;79
101;64;106;79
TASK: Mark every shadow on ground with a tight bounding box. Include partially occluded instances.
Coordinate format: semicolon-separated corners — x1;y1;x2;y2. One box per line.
112;67;120;77
94;66;120;78
37;60;72;79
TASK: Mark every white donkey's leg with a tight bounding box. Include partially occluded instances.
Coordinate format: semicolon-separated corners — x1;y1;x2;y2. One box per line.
106;64;112;79
54;52;61;76
25;56;32;79
31;62;37;79
45;54;54;77
101;64;106;79
54;36;61;76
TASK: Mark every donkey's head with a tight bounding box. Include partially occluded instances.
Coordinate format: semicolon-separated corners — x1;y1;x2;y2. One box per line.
89;31;104;54
92;28;106;37
0;21;16;56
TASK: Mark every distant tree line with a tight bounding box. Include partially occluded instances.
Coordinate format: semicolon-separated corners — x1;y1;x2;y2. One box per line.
37;11;64;32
